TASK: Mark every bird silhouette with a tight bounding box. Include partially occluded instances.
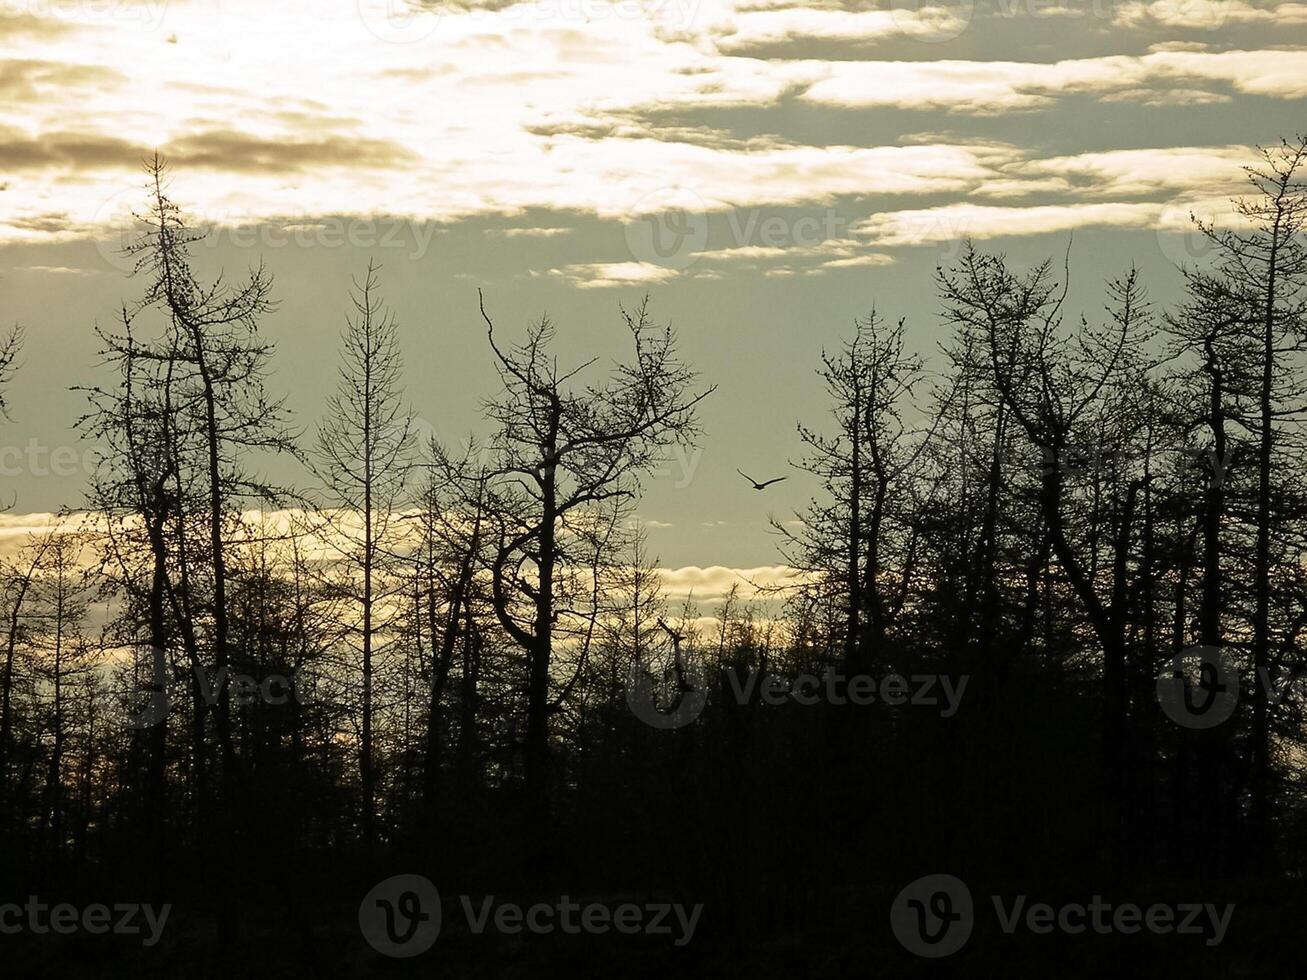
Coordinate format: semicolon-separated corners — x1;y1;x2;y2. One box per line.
737;468;787;491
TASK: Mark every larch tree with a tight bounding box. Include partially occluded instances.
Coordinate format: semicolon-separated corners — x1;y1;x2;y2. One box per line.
1194;137;1307;862
781;310;929;676
313;260;413;846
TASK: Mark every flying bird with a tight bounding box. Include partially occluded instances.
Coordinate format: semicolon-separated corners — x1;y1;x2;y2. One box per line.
737;468;787;491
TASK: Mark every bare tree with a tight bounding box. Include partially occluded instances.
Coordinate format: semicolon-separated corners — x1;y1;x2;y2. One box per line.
0;532;52;816
77;306;181;844
313;261;413;845
105;157;300;956
28;525;99;861
124;157;299;787
0;322;23;511
1191;137;1307;860
781;310;929;675
0;323;20;418
939;246;1158;858
477;292;711;845
406;438;489;820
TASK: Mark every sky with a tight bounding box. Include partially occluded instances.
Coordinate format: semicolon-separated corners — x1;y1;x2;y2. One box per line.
1;0;1305;586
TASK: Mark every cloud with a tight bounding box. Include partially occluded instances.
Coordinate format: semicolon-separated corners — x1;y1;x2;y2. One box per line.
657;564;809;601
162;130;417;173
1013;145;1251;199
0;512;104;560
0;129;143;169
1115;0;1307;29
546;261;681;288
818;252;894;269
1098;87;1232;106
487;226;575;237
800;49;1307;113
0;514;809;621
1;0;1302;253
853;202;1164;246
704;7;907;51
0;59;121;103
4;265;101;276
0;13;76;40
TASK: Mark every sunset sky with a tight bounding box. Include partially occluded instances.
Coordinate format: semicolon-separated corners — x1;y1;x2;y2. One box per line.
2;0;1304;579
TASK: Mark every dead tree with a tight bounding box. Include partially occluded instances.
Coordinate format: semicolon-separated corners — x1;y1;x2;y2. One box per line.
477;292;711;852
313;261;413;845
1193;137;1307;862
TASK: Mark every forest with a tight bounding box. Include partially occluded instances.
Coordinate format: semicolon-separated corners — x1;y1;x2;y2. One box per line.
4;139;1307;976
